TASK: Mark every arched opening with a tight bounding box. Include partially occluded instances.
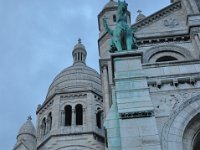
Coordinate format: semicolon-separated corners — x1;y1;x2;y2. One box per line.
156;56;177;62
96;110;102;129
193;130;200;150
75;104;83;125
41;118;46;136
65;105;72;126
113;15;117;22
47;112;52;131
183;113;200;150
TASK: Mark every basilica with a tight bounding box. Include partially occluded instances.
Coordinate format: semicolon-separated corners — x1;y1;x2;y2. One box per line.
13;0;200;150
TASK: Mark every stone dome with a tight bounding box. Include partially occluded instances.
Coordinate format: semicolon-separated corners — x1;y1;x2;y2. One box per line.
104;0;118;9
45;40;101;102
136;10;146;23
18;117;36;138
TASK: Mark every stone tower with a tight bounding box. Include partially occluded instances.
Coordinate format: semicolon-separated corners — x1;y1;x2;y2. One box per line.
98;0;200;150
35;40;105;150
13;117;37;150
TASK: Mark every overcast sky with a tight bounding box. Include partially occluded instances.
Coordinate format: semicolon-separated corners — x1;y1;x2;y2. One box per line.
0;0;170;149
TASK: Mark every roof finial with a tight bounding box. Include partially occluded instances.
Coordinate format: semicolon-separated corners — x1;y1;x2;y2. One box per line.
78;38;82;44
27;116;32;121
137;10;142;14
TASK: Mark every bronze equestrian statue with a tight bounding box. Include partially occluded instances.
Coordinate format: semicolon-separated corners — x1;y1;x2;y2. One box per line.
103;0;138;53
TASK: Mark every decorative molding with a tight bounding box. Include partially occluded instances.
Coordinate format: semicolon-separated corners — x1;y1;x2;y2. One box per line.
137;35;190;46
148;76;200;90
38;100;54;115
120;110;154;119
60;93;87;99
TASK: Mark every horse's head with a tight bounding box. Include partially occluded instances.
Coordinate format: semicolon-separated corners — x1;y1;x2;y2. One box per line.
118;0;128;15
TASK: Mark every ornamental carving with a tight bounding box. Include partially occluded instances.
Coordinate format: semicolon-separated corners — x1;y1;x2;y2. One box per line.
155;91;199;116
120;110;154;119
164;18;179;28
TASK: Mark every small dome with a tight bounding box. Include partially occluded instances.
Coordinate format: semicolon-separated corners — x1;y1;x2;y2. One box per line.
72;39;87;65
18;116;36;138
73;38;86;51
104;0;118;9
44;40;101;103
136;10;146;23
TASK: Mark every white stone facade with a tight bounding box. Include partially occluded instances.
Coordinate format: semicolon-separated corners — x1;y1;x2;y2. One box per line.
98;0;200;150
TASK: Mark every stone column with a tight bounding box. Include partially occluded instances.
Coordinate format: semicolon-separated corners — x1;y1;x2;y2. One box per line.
46;119;49;133
72;109;76;126
61;110;65;126
102;65;110;116
83;108;86;125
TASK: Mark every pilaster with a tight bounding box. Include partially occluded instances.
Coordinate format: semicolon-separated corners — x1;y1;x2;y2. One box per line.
102;65;110;116
105;51;161;150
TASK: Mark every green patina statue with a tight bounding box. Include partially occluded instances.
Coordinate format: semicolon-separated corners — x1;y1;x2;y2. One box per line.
103;0;138;53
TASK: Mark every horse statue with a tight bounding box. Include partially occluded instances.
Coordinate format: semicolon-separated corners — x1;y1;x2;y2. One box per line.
103;0;138;53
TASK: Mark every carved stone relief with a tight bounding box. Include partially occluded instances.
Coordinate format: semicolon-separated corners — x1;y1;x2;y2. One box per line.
164;18;179;28
153;91;199;116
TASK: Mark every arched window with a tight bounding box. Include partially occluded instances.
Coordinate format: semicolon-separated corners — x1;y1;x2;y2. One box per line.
47;112;52;131
75;104;83;125
143;45;192;63
113;15;117;22
65;105;72;126
41;118;46;136
96;111;102;129
156;56;177;62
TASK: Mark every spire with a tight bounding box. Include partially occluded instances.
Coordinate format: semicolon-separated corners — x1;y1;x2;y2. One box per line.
72;38;87;65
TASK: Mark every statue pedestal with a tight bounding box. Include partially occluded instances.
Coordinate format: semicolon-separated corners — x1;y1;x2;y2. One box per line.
104;50;161;150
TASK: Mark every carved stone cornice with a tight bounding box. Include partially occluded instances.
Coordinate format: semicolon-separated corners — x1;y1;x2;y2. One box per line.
60;93;87;99
137;34;190;46
120;110;154;119
37;100;54;115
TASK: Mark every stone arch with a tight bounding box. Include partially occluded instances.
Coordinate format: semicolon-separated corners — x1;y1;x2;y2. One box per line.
161;94;200;150
56;145;95;150
183;113;200;150
143;45;193;63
